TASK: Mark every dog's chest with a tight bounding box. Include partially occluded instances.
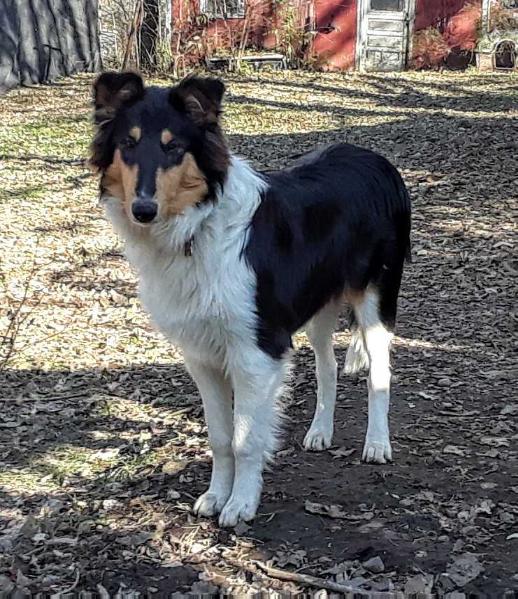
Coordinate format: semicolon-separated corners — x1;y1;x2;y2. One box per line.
130;242;256;360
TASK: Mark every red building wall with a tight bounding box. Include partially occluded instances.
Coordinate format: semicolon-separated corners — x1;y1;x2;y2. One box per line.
205;0;274;49
415;0;468;30
172;0;480;70
415;0;481;51
172;0;273;62
312;0;357;69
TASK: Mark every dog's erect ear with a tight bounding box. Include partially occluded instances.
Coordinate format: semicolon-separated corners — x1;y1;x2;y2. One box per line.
93;72;145;122
90;73;144;171
169;76;225;127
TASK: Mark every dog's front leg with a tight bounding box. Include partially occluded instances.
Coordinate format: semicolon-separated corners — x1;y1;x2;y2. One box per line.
184;356;234;516
218;351;286;527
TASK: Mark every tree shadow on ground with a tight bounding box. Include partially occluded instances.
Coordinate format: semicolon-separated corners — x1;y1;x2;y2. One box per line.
0;326;516;594
228;72;517;114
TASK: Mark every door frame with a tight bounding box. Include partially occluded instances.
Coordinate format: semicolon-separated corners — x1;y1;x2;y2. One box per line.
355;0;416;71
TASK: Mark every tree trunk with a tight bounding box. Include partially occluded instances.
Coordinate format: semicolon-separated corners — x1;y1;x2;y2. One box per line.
140;0;159;69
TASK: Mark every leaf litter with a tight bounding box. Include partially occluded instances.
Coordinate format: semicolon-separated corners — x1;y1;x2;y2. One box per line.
0;70;517;594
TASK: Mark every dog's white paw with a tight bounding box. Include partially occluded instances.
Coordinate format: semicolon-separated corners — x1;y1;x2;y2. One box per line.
362;438;392;464
218;495;259;527
193;491;229;517
303;421;333;451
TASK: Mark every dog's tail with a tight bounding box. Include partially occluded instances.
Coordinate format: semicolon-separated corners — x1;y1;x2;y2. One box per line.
398;175;412;264
343;326;369;375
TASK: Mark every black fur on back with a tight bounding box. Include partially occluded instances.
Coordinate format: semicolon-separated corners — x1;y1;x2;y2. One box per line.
245;143;411;360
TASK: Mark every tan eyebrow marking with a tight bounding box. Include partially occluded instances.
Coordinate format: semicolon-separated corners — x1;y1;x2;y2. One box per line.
161;129;173;145
129;126;141;141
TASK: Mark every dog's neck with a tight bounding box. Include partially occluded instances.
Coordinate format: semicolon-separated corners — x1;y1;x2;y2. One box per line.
104;155;266;259
157;155;266;254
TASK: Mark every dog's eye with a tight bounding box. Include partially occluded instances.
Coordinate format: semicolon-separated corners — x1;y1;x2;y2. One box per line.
164;142;184;158
120;137;137;149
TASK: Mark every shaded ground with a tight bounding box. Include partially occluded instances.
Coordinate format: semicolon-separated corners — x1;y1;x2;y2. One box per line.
0;71;517;596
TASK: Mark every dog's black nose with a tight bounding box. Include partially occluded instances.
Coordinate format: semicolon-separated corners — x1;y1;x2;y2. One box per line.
132;200;157;223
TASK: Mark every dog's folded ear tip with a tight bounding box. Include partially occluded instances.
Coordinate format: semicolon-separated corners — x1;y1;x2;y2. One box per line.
93;71;145;110
169;75;225;126
94;70;144;84
173;74;225;101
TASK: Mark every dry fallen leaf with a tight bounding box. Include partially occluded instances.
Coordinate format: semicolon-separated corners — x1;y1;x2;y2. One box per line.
329;447;356;459
305;500;347;519
162;460;188;474
447;554;484;587
443;445;465;456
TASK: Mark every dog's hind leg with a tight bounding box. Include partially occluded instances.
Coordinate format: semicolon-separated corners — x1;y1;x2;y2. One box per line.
218;351;287;527
184;356;234;517
353;289;394;464
303;300;341;451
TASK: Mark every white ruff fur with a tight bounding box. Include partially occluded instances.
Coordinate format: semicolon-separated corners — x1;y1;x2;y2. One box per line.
104;157;263;366
103;156;287;526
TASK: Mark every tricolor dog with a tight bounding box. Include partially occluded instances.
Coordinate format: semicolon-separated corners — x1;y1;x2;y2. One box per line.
91;72;411;527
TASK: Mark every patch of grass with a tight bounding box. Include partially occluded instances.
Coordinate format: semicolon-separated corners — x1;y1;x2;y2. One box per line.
0;183;47;204
0;445;119;492
0;469;51;495
0;441;178;494
0;118;91;159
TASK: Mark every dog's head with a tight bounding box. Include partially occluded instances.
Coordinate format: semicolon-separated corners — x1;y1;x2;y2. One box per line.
91;72;229;225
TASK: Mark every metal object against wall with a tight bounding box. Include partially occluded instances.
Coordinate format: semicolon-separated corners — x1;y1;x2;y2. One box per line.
477;0;518;70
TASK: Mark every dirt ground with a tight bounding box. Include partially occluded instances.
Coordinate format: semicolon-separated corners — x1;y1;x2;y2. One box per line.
0;70;517;597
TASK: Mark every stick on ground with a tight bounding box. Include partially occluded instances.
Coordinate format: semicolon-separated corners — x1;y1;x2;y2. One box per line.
254;561;371;596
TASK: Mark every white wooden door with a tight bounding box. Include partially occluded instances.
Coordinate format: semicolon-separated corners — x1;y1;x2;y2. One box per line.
357;0;414;72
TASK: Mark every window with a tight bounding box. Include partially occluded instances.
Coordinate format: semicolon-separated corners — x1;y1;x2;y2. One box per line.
201;0;245;19
370;0;404;11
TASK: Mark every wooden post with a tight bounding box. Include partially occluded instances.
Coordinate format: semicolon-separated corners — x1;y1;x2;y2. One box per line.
481;0;491;34
139;0;172;70
122;0;144;71
140;0;159;69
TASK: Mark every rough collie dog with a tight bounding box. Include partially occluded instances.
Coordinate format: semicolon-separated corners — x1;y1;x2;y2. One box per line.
91;72;411;527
